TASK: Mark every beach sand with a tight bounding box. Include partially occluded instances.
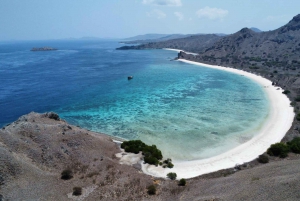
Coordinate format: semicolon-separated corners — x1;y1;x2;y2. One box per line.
140;52;295;179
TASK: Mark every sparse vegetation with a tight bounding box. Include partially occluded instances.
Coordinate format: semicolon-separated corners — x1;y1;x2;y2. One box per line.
267;143;289;158
61;169;73;180
121;140;163;166
178;178;186;186
72;187;82;196
167;172;177;180
257;154;269;163
147;185;156;195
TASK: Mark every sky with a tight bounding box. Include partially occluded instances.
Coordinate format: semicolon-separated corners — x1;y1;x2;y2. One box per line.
0;0;299;41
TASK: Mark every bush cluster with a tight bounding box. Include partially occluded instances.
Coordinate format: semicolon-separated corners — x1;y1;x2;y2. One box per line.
287;137;300;153
267;143;289;158
162;158;174;168
121;140;146;154
121;140;162;166
267;138;300;158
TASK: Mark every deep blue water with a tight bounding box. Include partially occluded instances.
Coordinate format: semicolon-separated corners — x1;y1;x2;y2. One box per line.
0;40;269;160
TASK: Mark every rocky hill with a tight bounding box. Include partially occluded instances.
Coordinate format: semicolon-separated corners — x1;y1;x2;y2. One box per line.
178;14;300;99
117;34;222;53
120;34;196;44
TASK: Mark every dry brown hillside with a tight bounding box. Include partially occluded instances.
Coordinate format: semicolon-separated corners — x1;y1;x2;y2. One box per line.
0;112;300;200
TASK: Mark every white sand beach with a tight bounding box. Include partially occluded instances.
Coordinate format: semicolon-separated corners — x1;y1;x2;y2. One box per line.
140;53;295;179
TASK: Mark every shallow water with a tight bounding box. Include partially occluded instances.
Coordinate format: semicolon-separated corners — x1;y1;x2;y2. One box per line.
0;40;269;161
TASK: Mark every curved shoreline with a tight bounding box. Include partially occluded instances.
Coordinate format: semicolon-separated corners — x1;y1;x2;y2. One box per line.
141;54;295;179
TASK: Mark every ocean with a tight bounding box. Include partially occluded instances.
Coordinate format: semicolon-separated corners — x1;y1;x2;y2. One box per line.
0;40;269;161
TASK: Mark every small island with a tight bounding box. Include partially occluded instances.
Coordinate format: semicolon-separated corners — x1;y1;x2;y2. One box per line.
30;47;58;51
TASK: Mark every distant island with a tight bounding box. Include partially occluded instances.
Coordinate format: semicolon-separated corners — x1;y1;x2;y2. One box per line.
30;47;57;51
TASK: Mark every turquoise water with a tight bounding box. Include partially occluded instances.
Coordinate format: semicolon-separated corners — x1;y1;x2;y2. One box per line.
0;40;269;161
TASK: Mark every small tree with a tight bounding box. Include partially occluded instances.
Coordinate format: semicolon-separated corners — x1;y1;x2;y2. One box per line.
167;172;177;180
178;178;186;186
61;169;73;180
147;185;156;195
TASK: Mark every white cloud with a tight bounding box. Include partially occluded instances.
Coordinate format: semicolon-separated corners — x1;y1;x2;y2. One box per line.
174;12;184;21
196;7;228;20
143;0;182;6
147;9;167;19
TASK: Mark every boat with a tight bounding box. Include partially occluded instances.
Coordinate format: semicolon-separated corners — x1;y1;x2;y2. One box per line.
128;76;133;80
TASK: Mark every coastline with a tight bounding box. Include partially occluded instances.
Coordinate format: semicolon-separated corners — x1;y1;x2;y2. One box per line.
140;51;295;179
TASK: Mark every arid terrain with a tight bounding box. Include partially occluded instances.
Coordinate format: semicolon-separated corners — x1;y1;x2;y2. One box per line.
1;112;300;201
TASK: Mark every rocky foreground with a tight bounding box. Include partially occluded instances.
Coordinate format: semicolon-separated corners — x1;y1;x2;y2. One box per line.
0;112;300;201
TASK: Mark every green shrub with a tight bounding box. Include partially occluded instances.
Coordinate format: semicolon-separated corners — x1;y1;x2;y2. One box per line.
178;178;186;186
282;90;290;94
290;101;296;106
167;162;174;168
295;97;300;102
267;143;289;158
257;154;269;163
72;187;82;196
287;137;300;153
121;140;146;154
167;172;177;180
147;185;156;195
61;169;73;180
296;113;300;121
163;158;174;168
143;145;163;161
144;156;159;166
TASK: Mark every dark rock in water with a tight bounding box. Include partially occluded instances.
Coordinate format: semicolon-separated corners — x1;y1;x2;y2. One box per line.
45;112;60;121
